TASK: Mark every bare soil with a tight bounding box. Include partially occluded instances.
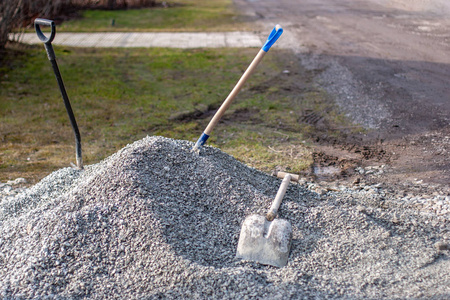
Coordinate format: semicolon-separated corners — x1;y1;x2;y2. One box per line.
235;0;450;195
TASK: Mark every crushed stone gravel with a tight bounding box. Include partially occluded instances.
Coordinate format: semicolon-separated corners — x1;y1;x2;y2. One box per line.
1;136;449;299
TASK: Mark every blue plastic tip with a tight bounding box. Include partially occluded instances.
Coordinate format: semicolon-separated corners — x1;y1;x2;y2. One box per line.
193;132;210;150
262;24;283;52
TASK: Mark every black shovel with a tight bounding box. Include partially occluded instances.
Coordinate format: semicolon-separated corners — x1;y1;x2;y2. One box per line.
34;18;83;169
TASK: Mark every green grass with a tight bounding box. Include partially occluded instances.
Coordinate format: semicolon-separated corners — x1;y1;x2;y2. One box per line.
0;45;358;184
56;0;250;32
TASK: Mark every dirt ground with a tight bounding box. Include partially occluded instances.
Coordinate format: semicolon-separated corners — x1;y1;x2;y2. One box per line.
235;0;450;195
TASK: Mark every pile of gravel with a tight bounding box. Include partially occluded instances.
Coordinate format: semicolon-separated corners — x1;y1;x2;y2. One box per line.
1;136;449;299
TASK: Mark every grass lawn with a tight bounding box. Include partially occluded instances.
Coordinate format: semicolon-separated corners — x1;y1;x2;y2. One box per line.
55;0;251;32
0;44;356;184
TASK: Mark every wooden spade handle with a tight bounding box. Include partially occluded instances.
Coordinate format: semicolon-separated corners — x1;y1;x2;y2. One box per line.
274;171;299;182
204;49;266;135
266;174;291;221
192;25;283;151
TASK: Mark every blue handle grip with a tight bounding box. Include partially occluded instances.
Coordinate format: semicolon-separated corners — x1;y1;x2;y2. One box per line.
193;132;209;149
262;24;283;52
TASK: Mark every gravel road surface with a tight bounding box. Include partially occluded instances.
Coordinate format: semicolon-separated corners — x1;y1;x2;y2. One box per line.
235;0;450;187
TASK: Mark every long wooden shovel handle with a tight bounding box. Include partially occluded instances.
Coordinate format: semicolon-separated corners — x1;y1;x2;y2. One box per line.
192;25;283;151
266;174;291;221
204;49;266;135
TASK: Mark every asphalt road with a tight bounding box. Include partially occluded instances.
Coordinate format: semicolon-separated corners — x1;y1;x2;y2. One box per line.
237;0;450;135
235;0;450;186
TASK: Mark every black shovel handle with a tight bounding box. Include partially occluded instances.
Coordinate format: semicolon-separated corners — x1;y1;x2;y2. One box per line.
34;18;57;61
34;18;56;44
34;18;83;169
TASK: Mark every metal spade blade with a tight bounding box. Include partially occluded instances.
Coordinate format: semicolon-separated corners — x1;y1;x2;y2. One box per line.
236;174;293;267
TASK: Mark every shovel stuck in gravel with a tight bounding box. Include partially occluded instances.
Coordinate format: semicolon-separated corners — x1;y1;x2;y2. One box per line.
34;18;83;169
236;174;293;267
192;25;283;152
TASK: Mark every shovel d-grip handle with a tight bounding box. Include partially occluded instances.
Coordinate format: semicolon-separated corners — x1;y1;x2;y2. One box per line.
35;18;56;60
35;18;56;43
34;18;83;169
266;174;291;221
192;25;283;152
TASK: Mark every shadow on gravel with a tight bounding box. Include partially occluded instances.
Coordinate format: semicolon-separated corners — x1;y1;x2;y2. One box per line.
151;161;315;269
